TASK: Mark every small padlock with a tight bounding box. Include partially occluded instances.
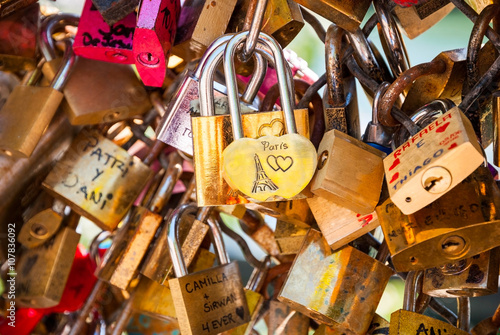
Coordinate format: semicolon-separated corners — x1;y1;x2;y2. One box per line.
422;247;500;298
74;0;136;64
90;0;139;26
168;204;250;334
41;13;152;125
0;2;38;72
378;163;500;272
0;40;74;159
17;207;63;249
42;128;153;231
389;271;470;335
16;211;81;308
133;0;180;87
278;229;393;333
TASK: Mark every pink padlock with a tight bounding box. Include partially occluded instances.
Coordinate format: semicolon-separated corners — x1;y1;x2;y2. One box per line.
74;0;136;64
133;0;180;87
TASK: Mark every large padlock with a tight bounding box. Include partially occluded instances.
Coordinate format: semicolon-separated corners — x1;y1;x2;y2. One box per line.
42;128;153;231
96;152;183;290
133;0;180;87
0;2;38;72
168;204;250;334
422;247;500;298
192;32;311;206
277;229;393;334
383;105;484;215
74;0;136;64
389;271;470;335
16;211;81;308
41;13;152;125
90;0;139;26
0;40;73;159
378;163;500;272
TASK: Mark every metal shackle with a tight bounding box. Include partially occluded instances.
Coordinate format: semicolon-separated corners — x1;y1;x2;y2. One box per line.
325;24;346;108
403;270;424;313
40;13;79;62
224;31;297;140
363;81;392;147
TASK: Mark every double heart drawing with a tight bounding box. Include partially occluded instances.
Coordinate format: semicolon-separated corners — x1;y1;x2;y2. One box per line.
267;155;293;172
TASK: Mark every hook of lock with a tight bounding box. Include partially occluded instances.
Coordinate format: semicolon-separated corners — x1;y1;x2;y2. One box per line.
241;0;270;62
40;13;79;62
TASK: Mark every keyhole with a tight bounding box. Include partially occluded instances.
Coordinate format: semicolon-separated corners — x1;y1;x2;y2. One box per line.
440;235;466;256
137;52;160;67
424;176;443;191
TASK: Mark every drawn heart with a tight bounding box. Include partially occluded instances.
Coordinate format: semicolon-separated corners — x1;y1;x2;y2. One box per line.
436;122;450;133
258;118;285;137
448;143;457;150
389;172;399;184
222;134;317;202
388;158;400;171
267;155;293;172
235;306;245;320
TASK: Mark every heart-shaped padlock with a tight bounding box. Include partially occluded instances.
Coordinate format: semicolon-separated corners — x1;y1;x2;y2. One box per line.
221;32;317;202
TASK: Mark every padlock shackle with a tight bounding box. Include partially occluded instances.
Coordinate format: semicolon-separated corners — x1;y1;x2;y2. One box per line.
325;24;346;107
146;151;183;213
456;297;470;331
224;32;296;140
246;255;271;291
346;28;385;84
206;216;230;265
193;34;235;80
40;13;79;62
89;230;113;268
403;270;423;313
167;204;199;277
51;39;76;92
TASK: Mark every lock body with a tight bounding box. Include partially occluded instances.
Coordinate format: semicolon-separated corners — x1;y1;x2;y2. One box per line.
389;310;469;335
17;208;63;249
275;219;311;255
90;0;139;25
43;130;153;231
268;300;310;335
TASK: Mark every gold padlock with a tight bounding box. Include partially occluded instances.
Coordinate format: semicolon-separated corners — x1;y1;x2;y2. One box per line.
17;207;63;249
43;129;153;231
277;229;393;333
168;204;250;334
377;165;500;272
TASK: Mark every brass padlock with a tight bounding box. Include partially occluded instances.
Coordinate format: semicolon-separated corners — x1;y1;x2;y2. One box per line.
377;165;500;272
40;14;152;125
277;229;393;333
422;247;500;298
384;106;484;215
17;207;63;249
192;32;311;206
0;3;38;72
0;41;73;159
168;204;250;334
43;129;153;231
16;211;81;308
389;271;470;335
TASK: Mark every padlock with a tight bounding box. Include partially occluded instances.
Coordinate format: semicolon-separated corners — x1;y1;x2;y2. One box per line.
268;300;310;335
388;0;455;39
90;0;139;26
221;32;317;202
43;129;153;231
384;105;484;215
422;247;500;298
192;32;311;206
140;204;210;284
277;229;393;333
378;163;500;272
168;204;250;335
74;0;136;64
16;211;81;308
0;2;38;72
133;247;216;320
292;0;371;33
0;40;73;159
96;152;183;290
171;0;238;62
324;24;360;139
226;0;303;49
366;314;391;335
389;271;470;335
465;0;498;13
133;0;180;87
246;199;315;229
41;14;152;125
17;207;63;249
274;219;313;255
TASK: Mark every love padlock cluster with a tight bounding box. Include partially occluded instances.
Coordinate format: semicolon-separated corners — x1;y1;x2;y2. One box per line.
0;0;500;334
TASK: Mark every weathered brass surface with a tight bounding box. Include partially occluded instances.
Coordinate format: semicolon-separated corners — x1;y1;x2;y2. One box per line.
43;129;153;231
389;310;469;335
169;262;250;335
378;166;500;272
42;57;151;125
275;219;311;255
423;248;500;297
220;289;264;335
17;208;63;248
97;207;162;290
268;300;310;335
384;107;484;215
0;85;63;158
193;109;309;206
16;227;80;308
307;195;380;251
278;229;393;333
366;314;391;335
310;129;386;215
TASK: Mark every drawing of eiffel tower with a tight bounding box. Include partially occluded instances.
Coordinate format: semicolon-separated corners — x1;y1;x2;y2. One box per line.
252;154;278;193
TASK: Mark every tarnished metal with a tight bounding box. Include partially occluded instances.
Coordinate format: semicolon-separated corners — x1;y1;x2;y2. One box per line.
269;300;310;334
274;219;311;255
17;208;63;249
278;229;393;333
